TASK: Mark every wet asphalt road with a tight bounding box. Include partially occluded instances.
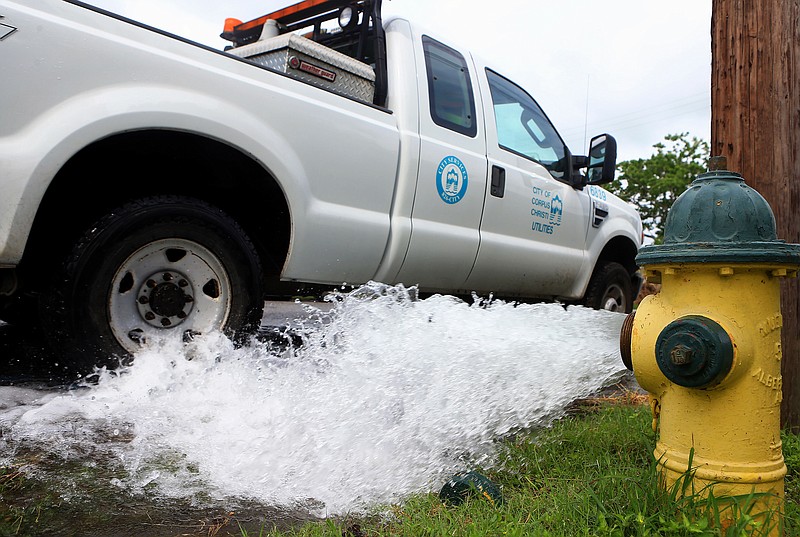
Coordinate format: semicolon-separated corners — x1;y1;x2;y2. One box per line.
0;300;334;385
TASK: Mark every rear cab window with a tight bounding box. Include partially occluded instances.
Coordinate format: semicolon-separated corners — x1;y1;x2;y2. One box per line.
422;35;477;137
485;69;569;181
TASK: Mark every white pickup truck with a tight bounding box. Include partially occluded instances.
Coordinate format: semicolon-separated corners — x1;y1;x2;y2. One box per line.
0;0;643;373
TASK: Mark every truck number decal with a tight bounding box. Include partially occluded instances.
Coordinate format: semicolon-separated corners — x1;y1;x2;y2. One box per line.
436;156;468;204
530;187;563;235
589;185;608;201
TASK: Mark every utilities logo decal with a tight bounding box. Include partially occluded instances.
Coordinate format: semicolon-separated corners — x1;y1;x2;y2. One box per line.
530;187;563;235
549;195;563;225
436;156;468;204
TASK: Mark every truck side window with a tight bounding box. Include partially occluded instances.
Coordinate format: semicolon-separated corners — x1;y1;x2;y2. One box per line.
422;36;477;137
486;69;568;181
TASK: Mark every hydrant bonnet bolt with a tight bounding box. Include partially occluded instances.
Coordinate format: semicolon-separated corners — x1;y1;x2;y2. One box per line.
655;315;734;388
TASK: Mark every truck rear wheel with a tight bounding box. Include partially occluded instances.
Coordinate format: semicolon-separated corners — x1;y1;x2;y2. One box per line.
39;196;266;374
583;261;634;313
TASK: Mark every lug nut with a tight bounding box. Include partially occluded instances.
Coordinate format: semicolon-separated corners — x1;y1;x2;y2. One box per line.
138;296;149;304
145;312;155;321
161;317;172;326
183;330;201;343
179;279;189;287
128;329;145;343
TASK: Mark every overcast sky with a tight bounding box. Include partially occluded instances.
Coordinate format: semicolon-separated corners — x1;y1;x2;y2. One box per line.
87;0;712;163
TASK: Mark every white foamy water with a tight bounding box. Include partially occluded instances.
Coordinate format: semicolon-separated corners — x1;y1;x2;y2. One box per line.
0;283;627;514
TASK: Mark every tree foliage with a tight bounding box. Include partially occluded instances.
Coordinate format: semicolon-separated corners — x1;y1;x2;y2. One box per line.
610;133;709;243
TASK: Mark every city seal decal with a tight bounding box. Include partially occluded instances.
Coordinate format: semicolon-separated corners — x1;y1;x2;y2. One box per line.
436;156;468;204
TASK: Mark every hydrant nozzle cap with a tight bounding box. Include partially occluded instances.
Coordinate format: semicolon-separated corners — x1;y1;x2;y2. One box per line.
656;315;734;388
636;164;800;266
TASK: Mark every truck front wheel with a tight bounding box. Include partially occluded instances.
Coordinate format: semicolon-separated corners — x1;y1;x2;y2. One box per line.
582;261;634;314
40;196;266;374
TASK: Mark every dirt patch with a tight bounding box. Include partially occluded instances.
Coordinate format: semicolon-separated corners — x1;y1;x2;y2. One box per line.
566;370;648;415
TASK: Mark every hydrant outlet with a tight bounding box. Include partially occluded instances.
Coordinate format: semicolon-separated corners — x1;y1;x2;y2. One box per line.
655;315;733;388
619;311;635;371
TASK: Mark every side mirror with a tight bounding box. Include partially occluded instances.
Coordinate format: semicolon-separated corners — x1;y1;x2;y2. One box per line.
586;134;617;185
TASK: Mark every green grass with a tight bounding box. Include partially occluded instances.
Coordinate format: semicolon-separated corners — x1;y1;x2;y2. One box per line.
239;399;800;537
3;398;800;536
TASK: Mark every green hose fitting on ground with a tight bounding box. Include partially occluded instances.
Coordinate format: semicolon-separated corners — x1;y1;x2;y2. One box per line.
439;471;504;507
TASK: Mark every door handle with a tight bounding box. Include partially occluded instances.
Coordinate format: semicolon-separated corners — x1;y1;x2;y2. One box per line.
0;17;18;41
491;165;505;198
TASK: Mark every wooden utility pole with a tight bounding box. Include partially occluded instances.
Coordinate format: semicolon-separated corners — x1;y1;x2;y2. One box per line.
711;0;800;430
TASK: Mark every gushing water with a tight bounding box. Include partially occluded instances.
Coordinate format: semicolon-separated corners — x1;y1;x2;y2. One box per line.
0;283;627;515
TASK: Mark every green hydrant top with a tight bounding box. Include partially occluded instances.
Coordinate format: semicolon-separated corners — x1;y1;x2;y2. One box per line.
636;159;800;266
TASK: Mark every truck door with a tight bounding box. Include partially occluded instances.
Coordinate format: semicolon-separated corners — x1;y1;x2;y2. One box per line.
464;68;591;298
392;35;488;291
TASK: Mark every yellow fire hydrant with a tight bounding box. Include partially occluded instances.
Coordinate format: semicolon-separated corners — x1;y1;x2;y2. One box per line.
620;158;800;535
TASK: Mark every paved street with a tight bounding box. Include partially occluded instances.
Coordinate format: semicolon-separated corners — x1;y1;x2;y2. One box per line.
0;300;335;384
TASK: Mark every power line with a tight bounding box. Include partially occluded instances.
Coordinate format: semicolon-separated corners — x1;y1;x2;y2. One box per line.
560;93;710;139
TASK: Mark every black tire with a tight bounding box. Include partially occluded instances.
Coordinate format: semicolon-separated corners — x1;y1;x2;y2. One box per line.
0;294;38;326
39;196;265;374
583;261;634;313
